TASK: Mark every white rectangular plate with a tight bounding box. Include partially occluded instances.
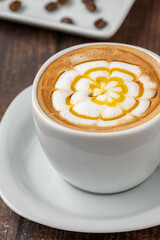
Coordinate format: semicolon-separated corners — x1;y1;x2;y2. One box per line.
0;0;135;39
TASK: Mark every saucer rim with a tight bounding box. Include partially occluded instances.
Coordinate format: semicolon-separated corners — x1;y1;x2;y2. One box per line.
0;86;160;233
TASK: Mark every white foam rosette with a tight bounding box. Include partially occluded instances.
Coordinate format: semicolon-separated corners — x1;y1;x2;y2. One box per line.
52;61;157;127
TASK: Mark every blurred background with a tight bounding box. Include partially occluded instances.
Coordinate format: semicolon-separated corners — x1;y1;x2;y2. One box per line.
0;0;160;239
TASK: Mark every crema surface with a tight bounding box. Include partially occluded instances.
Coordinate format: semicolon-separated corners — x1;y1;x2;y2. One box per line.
37;45;160;132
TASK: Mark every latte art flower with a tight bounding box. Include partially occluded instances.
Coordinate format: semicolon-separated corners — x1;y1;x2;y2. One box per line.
52;60;157;127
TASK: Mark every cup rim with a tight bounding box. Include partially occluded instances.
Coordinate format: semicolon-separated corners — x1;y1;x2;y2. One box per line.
32;42;160;137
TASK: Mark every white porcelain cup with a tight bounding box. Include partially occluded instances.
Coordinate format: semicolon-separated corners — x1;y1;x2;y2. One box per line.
32;43;160;194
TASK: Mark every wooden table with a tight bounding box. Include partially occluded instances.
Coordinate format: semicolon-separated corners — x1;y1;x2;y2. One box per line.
0;0;160;239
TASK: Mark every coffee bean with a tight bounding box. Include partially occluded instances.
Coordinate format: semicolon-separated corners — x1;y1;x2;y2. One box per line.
9;1;21;11
86;2;96;12
45;2;58;11
58;0;68;4
94;18;107;29
61;17;73;24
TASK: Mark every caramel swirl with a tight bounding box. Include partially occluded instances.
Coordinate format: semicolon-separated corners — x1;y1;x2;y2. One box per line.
52;61;156;124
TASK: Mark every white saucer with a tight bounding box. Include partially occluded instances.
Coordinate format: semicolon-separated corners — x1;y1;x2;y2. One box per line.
0;86;160;233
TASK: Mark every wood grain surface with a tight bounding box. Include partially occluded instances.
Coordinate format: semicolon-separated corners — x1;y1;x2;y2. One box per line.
0;0;160;239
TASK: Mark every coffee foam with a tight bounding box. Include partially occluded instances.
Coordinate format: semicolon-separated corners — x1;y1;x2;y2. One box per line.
37;44;160;132
52;60;157;127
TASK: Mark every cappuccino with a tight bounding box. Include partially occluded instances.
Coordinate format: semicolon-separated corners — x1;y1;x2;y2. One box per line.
37;45;160;132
